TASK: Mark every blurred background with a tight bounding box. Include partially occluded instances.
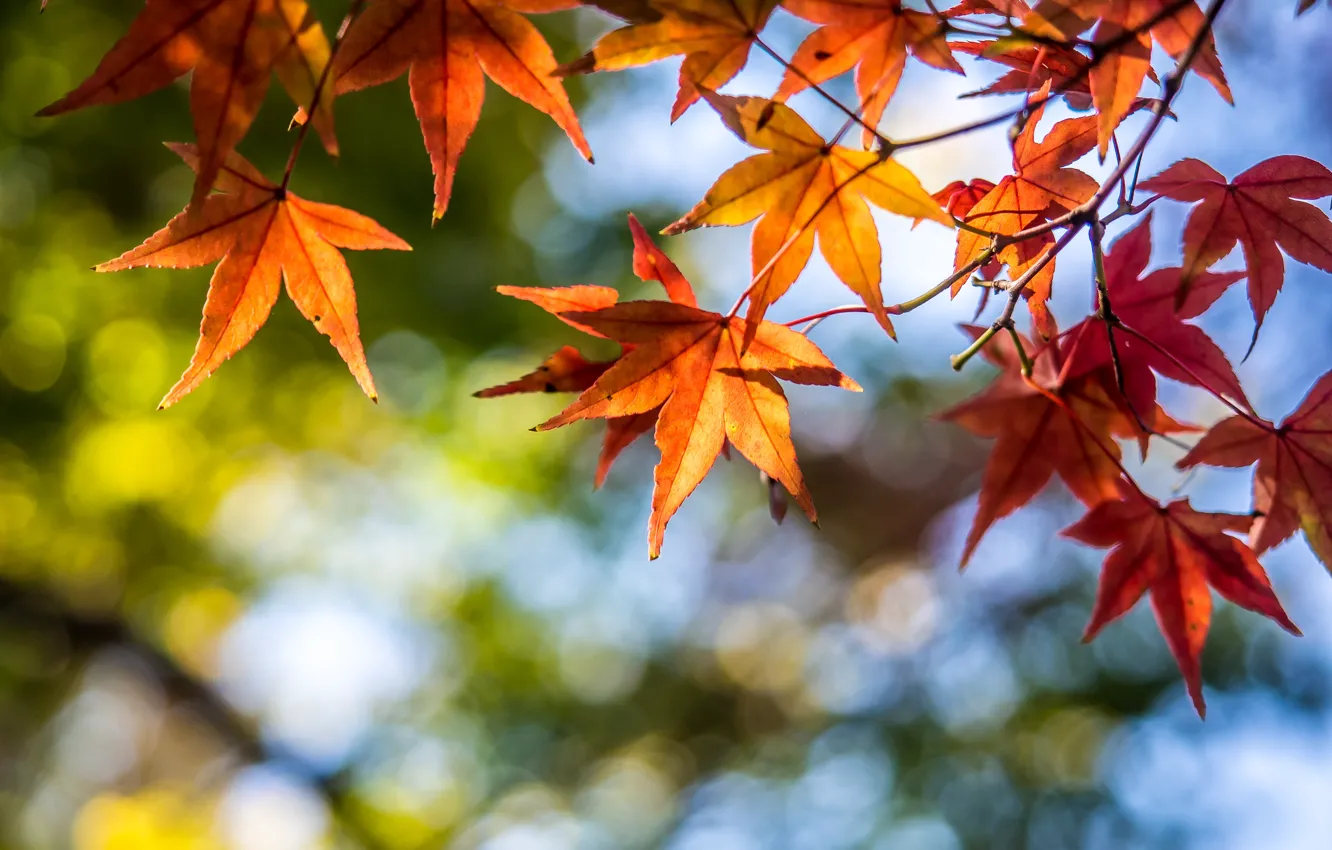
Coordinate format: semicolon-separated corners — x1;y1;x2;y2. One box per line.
4;2;1332;848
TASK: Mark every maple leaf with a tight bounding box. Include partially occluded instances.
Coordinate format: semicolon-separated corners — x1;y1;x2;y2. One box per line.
474;344;613;397
933;178;998;221
951;84;1101;331
1059;215;1248;420
920;180;1002;286
1178;370;1332;572
522;221;861;558
332;0;592;219
941;324;1187;565
952;38;1159;115
1028;0;1230;154
955;86;1099;269
947;0;1074;34
776;0;961;146
557;0;779;121
97;143;409;408
666;93;952;344
40;0;338;209
954;39;1095;106
1139;156;1332;333
1064;481;1299;716
475;215;695;487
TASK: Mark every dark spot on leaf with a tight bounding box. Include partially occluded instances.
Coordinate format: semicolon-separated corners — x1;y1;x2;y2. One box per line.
814;50;832;60
756;102;777;132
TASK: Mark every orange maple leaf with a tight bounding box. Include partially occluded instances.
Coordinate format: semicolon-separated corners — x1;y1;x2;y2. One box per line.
333;0;592;219
776;0;960;146
940;325;1187;565
1029;0;1230;154
97;144;410;408
475;216;694;488
558;0;780;121
954;87;1100;271
666;93;952;345
518;219;861;558
950;84;1101;334
1064;481;1298;716
1139;156;1332;333
1178;371;1332;572
40;0;338;209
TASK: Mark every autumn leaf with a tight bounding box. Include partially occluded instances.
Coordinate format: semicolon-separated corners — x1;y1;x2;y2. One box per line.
955;87;1099;269
520;220;861;558
1178;370;1332;572
946;0;1065;38
953;39;1100;108
558;0;779;121
1064;481;1299;716
97;143;409;408
1028;0;1230;153
951;83;1101;331
474;345;612;397
40;0;338;209
941;324;1187;565
777;0;961;146
332;0;592;219
1059;215;1248;420
666;92;952;345
475;215;697;488
1139;156;1332;333
932;179;997;221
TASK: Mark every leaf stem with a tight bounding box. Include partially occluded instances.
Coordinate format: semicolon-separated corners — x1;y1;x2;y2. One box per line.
1005;322;1033;378
951;324;1000;371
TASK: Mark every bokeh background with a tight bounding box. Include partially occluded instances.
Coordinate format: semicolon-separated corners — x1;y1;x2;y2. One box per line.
4;2;1332;848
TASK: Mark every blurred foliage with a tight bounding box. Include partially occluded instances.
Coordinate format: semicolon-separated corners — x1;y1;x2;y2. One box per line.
0;3;1323;850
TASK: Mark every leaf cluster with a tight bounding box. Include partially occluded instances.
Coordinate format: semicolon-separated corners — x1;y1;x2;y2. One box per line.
35;0;1332;713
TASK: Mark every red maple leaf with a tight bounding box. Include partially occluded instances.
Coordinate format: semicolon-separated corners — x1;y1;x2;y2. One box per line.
1064;481;1299;716
940;325;1186;565
1059;215;1248;421
1178;370;1332;571
1139;156;1332;332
